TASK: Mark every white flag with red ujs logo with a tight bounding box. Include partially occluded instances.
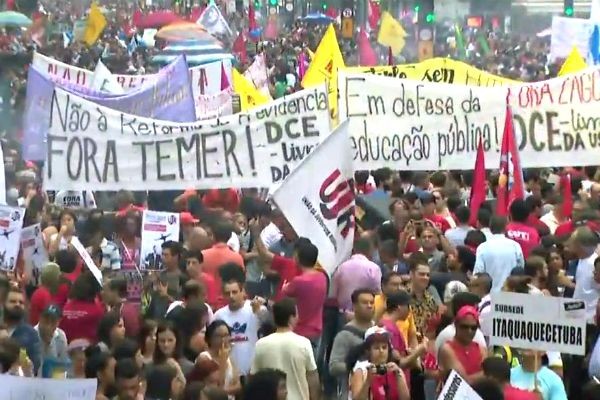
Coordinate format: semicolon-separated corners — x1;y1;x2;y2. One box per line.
272;121;355;275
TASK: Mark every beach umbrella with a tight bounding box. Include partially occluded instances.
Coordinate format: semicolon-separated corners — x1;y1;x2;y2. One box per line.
0;11;32;27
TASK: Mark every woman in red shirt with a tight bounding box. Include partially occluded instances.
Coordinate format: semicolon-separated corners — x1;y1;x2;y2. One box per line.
29;262;62;326
439;306;487;385
60;272;105;343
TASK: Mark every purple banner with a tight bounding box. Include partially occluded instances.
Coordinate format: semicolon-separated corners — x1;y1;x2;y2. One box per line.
23;55;196;161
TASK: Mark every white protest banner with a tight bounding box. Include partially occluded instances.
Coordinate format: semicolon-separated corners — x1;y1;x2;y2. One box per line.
71;237;103;287
44;84;330;190
0;374;96;400
339;69;600;170
244;53;271;98
338;70;507;171
0;141;5;204
91;60;125;94
490;292;586;355
509;66;600;168
0;205;25;271
437;370;483;400
140;210;180;270
190;59;233;99
273;121;355;274
20;223;49;286
550;16;594;62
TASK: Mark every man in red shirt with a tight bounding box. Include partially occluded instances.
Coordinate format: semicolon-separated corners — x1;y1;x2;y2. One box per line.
421;193;451;233
506;199;540;258
482;357;538;400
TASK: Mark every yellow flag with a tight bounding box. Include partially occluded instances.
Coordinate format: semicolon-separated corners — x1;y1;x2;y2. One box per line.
301;24;345;123
378;11;407;55
558;46;588;76
233;69;270;112
84;3;107;46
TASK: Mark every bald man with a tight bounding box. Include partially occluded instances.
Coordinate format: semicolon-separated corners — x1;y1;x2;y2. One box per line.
185;227;212;252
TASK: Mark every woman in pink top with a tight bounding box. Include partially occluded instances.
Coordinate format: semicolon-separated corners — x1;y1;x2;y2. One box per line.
439;306;487;385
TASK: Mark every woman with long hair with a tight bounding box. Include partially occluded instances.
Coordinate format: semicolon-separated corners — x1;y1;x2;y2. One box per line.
348;326;410;400
243;369;288;400
85;346;116;400
153;320;192;384
197;320;241;399
439;306;487;385
138;319;158;366
48;209;78;256
96;311;126;353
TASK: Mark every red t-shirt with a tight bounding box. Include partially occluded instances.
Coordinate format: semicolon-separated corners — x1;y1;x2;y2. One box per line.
426;215;451;233
282;270;327;339
526;215;550;237
198;272;219;307
29;286;53;326
59;299;105;343
506;222;540;258
504;386;539;400
270;255;301;301
202;189;240;213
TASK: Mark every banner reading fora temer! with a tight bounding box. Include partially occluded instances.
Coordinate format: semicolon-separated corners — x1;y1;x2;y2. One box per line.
43;84;330;191
490;292;586;356
339;69;600;170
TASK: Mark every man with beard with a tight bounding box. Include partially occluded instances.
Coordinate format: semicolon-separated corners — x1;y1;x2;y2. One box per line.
4;287;41;373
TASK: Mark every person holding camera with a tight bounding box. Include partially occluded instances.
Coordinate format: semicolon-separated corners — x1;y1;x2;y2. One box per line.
348;326;410;400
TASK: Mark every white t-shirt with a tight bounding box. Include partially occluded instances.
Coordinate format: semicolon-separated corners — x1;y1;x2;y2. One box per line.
251;331;317;400
165;301;214;324
260;222;282;249
213;300;263;375
227;232;240;252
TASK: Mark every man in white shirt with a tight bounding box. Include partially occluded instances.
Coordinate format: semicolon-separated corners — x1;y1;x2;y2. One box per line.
570;227;600;323
214;274;268;378
473;216;524;292
251;297;320;400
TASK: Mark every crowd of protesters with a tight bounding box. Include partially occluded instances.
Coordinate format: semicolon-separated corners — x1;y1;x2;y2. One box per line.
0;1;596;400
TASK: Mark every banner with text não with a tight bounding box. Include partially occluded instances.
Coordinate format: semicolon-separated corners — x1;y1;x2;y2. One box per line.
43;85;330;191
339;69;600;170
24;56;196;161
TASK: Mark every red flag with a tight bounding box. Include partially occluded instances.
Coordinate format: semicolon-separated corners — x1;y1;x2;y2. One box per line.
325;7;338;19
189;5;203;22
232;32;248;64
560;173;573;219
264;16;278;40
368;0;381;30
388;47;394;65
248;3;258;32
132;8;143;27
496;102;525;216
358;29;377;66
220;62;230;90
469;138;487;227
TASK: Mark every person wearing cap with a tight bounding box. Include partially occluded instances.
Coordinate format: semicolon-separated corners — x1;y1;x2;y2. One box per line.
439;305;487;385
35;304;68;377
348;326;410;400
180;211;199;243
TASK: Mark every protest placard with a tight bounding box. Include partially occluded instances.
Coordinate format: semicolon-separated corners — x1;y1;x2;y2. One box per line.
24;56;197;161
20;223;49;286
140;210;180;270
490;292;586;355
244;53;271;97
0;374;96;400
339;69;600;170
0;205;25;271
71;237;103;287
43;84;329;190
550;16;594;62
346;57;516;87
0;141;5;205
195;87;234;120
437;370;483;400
273;121;354;274
91;60;125;94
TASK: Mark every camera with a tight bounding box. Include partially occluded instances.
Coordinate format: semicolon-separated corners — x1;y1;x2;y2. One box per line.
375;365;387;375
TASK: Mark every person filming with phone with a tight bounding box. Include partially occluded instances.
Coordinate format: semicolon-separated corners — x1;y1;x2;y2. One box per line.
348;326;410;400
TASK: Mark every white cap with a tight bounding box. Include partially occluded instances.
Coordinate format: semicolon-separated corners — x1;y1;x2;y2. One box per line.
364;326;388;340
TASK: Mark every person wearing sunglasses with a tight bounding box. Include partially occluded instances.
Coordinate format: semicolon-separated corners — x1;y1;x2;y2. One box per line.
438;305;487;385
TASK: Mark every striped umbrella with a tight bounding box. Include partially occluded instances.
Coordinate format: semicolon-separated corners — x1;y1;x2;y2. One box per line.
152;39;232;66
